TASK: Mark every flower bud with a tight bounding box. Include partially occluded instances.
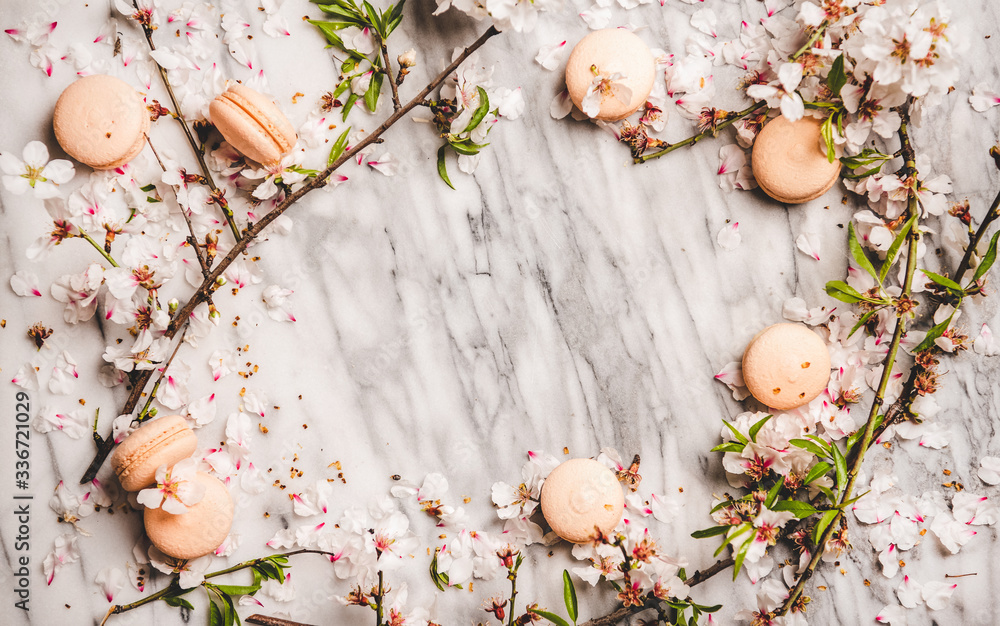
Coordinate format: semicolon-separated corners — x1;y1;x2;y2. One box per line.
147;408;158;418
397;48;416;68
215;276;227;287
209;304;221;324
168;298;179;314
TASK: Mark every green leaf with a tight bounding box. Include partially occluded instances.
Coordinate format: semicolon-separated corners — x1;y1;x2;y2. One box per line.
463;86;491;133
328;126;352;166
830;442;848;490
722;420;749;445
820;115;836;164
365;71;384;112
362;0;383;34
530;609;571;626
771;499;819;518
437;145;455;190
748;414;773;443
849;222;879;282
692;603;723;613
710;441;747;453
384;0;406;33
881;211;916;281
812;509;839;546
804;461;832;485
970;230;1000;286
764;476;784;508
139;183;156;192
914;304;959;352
827;54;847;97
429;551;446;592
446;137;489;156
845;429;863;452
691;525;731;539
162;595;195;610
817;485;837;503
848;308;881;339
838;489;870;508
341;92;360;121
714;523;751;557
790;438;828;458
825;280;866;304
732;531;756;581
923;269;963;293
209;599;224;626
211;582;261;596
562;570;578;622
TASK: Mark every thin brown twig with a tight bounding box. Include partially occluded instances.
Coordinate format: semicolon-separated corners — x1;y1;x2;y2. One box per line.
380;37;402;111
130;0;241;242
246;617;317;626
955;186;1000;283
80;25;502;484
146;135;213;280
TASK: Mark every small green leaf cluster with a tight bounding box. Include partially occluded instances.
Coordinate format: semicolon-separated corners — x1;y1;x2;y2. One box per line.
159;555;290;626
308;0;407;121
436;86;494;190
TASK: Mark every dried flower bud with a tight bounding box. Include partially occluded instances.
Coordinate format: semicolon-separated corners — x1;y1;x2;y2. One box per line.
28;322;53;350
398;48;416;68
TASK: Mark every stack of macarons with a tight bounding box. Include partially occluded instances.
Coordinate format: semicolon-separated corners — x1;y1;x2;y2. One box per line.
565;28;656;122
111;415;233;560
540;458;625;543
742;323;831;410
751;115;842;204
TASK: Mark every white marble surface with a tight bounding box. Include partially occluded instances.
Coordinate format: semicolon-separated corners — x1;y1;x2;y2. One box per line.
2;0;1000;624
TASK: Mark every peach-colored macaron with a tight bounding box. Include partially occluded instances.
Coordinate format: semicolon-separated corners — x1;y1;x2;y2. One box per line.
144;472;234;560
110;415;198;492
541;458;624;544
751;115;841;204
53;74;150;170
565;29;656;122
742;323;831;411
209;84;296;166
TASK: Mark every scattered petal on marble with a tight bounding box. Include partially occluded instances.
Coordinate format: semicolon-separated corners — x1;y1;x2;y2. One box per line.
978;456;1000;485
796;231;821;261
921;581;957;610
717;222;741;251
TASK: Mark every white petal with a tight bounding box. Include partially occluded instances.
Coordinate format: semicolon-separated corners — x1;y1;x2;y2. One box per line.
921;581;957;610
978;456;1000;485
717;222;741;251
796;232;821;261
11;270;42;297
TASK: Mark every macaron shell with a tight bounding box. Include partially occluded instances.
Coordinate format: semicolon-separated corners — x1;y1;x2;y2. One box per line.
209;84;296;166
53;74;149;170
565;29;656;122
111;415;198;492
145;472;233;560
751;115;842;204
742;323;832;411
540;458;624;544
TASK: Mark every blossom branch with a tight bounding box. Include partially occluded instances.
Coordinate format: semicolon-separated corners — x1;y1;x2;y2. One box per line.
77;226;120;268
955;186;1000;283
246;617;316;626
100;549;339;625
129;0;241;243
79;24;501;481
634;101;766;163
772;109;922;620
379;38;402;111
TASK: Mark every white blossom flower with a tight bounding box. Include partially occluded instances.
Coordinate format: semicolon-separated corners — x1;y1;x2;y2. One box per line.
51;263;104;324
292;480;333;517
136;459;206;514
148;546;211;589
747;63;804;121
1;141;75;198
580;67;633;119
48;351;80;395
